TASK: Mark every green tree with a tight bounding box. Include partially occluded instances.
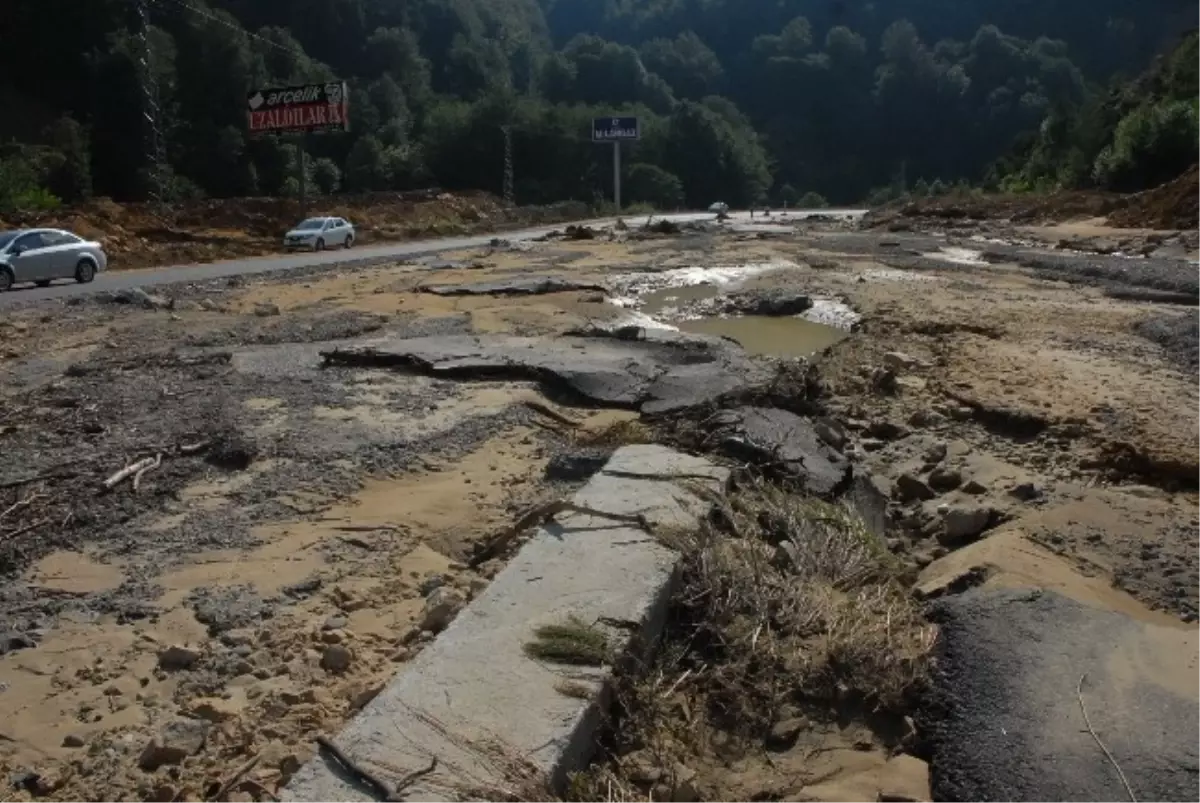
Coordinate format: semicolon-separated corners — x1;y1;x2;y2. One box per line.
42;116;92;202
625;163;684;208
312;157;342;194
345;134;389;190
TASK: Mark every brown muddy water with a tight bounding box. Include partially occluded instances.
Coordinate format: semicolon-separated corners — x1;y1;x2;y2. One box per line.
639;283;848;357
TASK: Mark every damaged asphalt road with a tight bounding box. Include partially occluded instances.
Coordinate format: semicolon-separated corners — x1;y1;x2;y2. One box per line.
315;329;775;415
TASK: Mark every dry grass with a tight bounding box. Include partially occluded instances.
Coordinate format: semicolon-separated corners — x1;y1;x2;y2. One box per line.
565;474;936;801
416;474;933;803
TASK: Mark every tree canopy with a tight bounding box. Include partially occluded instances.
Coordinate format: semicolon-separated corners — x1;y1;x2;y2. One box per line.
0;0;1193;213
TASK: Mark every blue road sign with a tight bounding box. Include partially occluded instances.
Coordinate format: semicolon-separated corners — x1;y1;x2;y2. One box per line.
592;116;640;142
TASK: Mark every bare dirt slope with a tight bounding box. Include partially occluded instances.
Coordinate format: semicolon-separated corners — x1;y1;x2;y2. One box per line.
0;192;587;270
0;212;1195;802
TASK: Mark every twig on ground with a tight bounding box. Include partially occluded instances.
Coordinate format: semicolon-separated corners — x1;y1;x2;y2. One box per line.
0;468;76;490
1077;672;1137;802
315;735;437;801
2;517;49;541
469;499;652;568
132;453;163;493
103;455;160;491
520;399;581;427
211;755;260;802
0;492;44;522
179;439;211;455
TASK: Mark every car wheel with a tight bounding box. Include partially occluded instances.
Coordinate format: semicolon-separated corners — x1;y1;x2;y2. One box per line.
314;238;325;252
75;259;96;284
35;280;52;288
344;234;354;249
0;267;13;292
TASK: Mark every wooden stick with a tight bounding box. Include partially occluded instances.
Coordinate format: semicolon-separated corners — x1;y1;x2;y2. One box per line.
469;500;652;568
1077;673;1137;802
103;456;159;490
211;755;260;802
0;493;43;522
132;454;163;493
1;517;48;542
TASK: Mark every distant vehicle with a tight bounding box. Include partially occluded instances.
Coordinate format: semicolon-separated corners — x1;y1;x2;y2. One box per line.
707;201;729;214
0;228;107;292
283;216;355;251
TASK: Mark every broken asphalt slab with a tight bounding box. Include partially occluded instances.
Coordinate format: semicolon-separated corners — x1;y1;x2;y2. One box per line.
418;276;608;296
283;444;728;801
317;331;771;415
923;588;1199;802
712;406;851;495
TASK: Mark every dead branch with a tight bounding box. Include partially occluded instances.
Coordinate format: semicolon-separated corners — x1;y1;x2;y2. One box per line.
132;454;163;493
519;399;581;428
102;455;159;491
2;517;49;542
211;755;260;802
1077;672;1137;802
469;499;653;568
179;439;211;455
0;492;44;522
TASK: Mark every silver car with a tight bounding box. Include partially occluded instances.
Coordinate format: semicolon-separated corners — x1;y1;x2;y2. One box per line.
283;216;355;251
0;228;108;291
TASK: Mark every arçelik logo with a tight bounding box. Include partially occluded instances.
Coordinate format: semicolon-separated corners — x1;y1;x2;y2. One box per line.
248;92;265;110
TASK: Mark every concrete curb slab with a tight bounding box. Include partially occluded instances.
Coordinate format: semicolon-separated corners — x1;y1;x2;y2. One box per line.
283;444;727;802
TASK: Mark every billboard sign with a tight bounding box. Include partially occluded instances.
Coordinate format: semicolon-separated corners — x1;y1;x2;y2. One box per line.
247;82;349;134
592;116;640;142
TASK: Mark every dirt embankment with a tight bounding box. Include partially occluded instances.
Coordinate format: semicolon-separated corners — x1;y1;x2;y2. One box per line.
1106;164;1200;230
0;191;589;271
0;214;1195;803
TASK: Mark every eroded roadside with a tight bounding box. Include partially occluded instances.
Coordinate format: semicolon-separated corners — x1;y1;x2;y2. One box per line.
0;212;1196;802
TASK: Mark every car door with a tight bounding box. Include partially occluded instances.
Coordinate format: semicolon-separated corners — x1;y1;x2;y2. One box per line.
38;231;80;279
8;232;50;281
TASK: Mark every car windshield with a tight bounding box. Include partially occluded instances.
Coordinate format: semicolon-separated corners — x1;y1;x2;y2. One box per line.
0;231;19;250
294;218;326;231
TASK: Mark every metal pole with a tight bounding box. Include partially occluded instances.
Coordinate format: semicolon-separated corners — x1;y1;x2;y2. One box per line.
612;140;621;211
297;134;307;217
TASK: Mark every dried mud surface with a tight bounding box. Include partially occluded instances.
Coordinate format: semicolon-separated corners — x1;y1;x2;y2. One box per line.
0;212;1195;802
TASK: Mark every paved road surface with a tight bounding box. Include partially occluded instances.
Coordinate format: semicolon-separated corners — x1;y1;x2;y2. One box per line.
0;209;865;307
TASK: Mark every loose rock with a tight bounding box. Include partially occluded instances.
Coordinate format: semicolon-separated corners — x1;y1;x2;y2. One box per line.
319;644;353;673
895;473;936;503
420;587;466;633
939;505;993;546
138;718;211;771
928;467;963;492
156;645;201;671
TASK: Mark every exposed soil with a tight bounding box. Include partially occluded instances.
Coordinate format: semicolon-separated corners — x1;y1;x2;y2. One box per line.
0;191;589;271
1107;164;1200;230
0;210;1195;802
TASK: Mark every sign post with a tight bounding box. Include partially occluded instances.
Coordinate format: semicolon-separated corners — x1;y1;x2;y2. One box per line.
591;116;639;210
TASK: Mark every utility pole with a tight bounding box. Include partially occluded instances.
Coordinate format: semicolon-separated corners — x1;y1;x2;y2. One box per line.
133;0;169;214
296;133;307;217
612;140;621;211
501;125;514;205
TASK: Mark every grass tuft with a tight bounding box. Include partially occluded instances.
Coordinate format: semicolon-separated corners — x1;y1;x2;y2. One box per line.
525;616;611;666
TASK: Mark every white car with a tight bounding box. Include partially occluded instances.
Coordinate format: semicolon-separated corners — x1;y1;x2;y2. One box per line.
707;201;729;214
0;228;108;291
283;216;355;251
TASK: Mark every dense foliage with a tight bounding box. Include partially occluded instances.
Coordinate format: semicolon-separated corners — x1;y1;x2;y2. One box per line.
0;0;1193;213
992;31;1199;194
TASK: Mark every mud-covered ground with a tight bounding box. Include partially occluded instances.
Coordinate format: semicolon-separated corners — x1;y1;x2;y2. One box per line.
0;211;1195;802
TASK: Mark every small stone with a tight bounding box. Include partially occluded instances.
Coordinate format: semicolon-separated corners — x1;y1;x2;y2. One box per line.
253;302;281;317
468;577;489;597
390;647;411;662
867;419;908;440
322;615;348;631
962;479;988;494
418;575;446;596
1009;482;1042;501
895;473;936;503
320;631;344;645
883;351;919;370
814;417;847;449
420;587;466;633
63;734;87;748
349;683;383;711
947;405;974;421
922;442;948;464
138;718;211;770
928;467;962;492
939;506;994;546
320;644;353;673
908;409;945;427
766;716;809;749
623;750;662;785
878;754;931;802
157;645;201;671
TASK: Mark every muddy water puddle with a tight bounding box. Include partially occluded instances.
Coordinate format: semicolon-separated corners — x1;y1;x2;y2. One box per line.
638;280;849;357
